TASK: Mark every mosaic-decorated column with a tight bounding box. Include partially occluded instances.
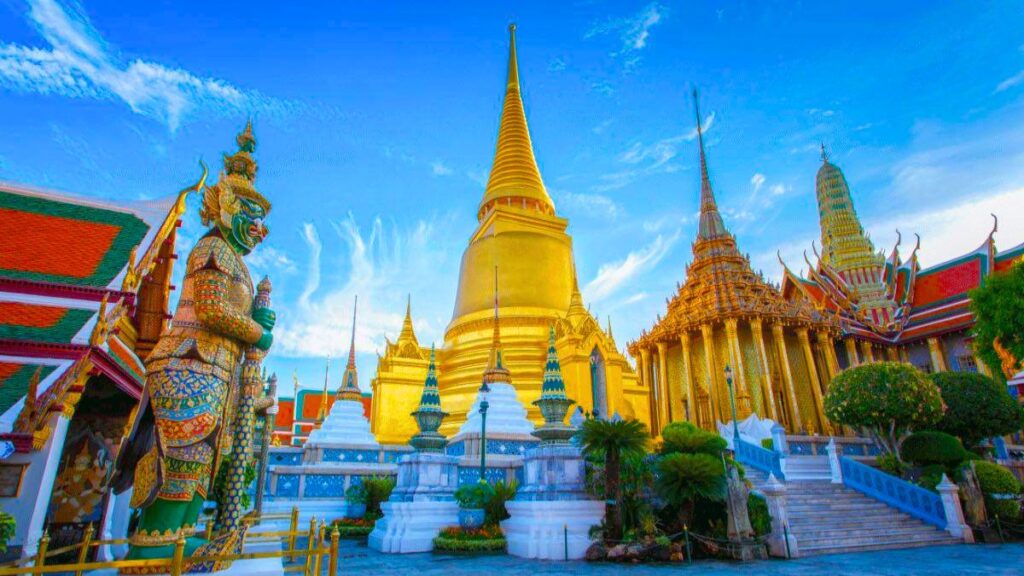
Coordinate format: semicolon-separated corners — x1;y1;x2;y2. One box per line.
771;324;800;432
899;346;910;363
928;337;948;372
844;337;860;367
724;319;753;418
750;319;778;422
656;341;671;426
679;332;696;425
886;347;899;362
797;328;829;434
701;324;722;424
639;348;656;430
859;340;876;364
816;332;839;384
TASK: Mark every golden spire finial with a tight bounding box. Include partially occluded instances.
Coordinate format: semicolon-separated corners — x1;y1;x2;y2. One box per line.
693;89;728;241
480;24;553;220
317;356;330;422
489;266;503;368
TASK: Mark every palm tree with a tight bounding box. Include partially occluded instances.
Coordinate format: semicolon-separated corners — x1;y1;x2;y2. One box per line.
655;453;727;528
577;418;649;541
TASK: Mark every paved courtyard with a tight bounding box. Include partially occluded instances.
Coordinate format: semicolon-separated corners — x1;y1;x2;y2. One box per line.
331;541;1024;575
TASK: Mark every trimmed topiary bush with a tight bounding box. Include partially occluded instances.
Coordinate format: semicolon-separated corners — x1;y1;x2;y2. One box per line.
972;460;1022;521
362;476;396;517
659;421;727;457
930;371;1021;449
824;362;943;458
455;481;494;509
900;431;969;468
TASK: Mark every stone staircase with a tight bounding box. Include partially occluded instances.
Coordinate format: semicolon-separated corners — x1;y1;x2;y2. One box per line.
749;463;961;556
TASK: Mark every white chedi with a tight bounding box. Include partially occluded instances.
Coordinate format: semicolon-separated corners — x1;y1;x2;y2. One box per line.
306;399;380;447
457;382;535;436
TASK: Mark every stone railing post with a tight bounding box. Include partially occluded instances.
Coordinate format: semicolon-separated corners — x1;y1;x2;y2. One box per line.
760;473;799;558
825;438;842;484
771;423;788;455
936;474;974;543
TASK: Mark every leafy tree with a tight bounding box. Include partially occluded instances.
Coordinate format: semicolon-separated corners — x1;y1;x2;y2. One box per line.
824;362;943;459
970;260;1024;384
900;431;969;468
577;418;649;541
655;453;726;527
659;421;727;457
930;371;1021;449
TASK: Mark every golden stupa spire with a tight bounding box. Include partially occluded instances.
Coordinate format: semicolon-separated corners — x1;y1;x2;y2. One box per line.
693;89;728;241
398;294;418;344
337;295;362;401
479;24;554;220
488;266;503;369
316;357;330;423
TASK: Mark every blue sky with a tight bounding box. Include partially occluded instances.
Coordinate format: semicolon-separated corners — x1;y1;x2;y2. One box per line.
2;0;1023;398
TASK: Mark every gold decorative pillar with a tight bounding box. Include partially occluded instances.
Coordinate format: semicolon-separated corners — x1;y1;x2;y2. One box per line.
656;341;671;426
640;348;657;431
973;347;992;376
816;332;839;383
899;347;910;363
927;337;948;372
886;347;899;362
771;324;801;432
749;319;778;421
859;340;875;364
679;332;696;424
844;337;860;367
700;324;721;424
797;328;829;434
724;319;753;418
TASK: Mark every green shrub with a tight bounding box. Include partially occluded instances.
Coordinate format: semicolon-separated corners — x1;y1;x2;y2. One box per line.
877;453;908;477
0;511;15;554
917;464;947;492
433;525;506;552
747;494;771;536
824;362;943;457
931;371;1022;449
362;476;396;516
484;480;517;526
455;481;494;509
970;260;1024;386
660;421;727;457
345;483;367;504
900;431;969;467
973;460;1022;521
761;438;774;451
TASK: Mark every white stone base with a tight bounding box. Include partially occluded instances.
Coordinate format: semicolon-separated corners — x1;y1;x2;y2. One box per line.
367;500;458;554
254;499;347;532
502;500;604;560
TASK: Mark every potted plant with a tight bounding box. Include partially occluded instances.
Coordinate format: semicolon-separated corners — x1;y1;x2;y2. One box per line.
454;481;493;529
345;483;367;519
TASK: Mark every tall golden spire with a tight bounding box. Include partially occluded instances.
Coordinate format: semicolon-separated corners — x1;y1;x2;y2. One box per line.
398;294;419;346
694;90;728;241
488;266;503;369
479;24;554;220
337;296;362;401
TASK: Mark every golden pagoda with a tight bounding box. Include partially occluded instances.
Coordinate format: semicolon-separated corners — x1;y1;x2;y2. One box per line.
627;93;840;435
370;25;649;443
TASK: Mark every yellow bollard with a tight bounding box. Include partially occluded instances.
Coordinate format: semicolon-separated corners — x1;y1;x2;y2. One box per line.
205;521;214;541
75;524;95;576
170;536;186;576
288;507;299;563
35;533;50;568
328;527;339;576
313;522;325;576
304;517;317;576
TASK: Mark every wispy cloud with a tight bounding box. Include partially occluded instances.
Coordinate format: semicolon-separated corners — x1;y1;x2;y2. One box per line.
594;112;714;192
548;57;567;72
587;3;667;54
584;229;680;304
0;0;288;131
553;190;623;219
995;70;1024;93
750;173;766;193
431;161;453;176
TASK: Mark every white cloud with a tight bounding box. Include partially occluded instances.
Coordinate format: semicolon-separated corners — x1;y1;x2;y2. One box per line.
769;183;787;196
995;70;1024;93
548;57;567;72
583;229;680;304
595;112;714;192
586;3;667;65
554;190;623;219
592;119;614;135
750;173;766;193
0;0;286;131
245;245;298;276
431;161;453;176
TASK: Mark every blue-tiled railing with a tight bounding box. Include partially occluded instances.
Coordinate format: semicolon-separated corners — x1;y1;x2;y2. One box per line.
735;437;785;480
839;457;946;529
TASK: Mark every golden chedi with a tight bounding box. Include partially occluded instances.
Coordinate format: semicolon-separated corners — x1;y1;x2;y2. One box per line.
370;25;650;443
628;93;840;435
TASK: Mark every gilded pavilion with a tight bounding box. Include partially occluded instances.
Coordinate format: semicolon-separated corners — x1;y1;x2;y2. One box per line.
369;26;649;444
627;95;840;435
780;148;1024;376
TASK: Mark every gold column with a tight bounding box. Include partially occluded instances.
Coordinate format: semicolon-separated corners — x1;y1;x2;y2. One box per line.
771;324;801;432
899;347;910;363
844;337;860;367
640;348;657;431
700;324;721;424
656;341;671;426
927;337;948;372
798;328;829;434
750;319;778;422
816;332;839;383
679;332;696;424
886;347;899;362
859;340;875;363
724;319;753;418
